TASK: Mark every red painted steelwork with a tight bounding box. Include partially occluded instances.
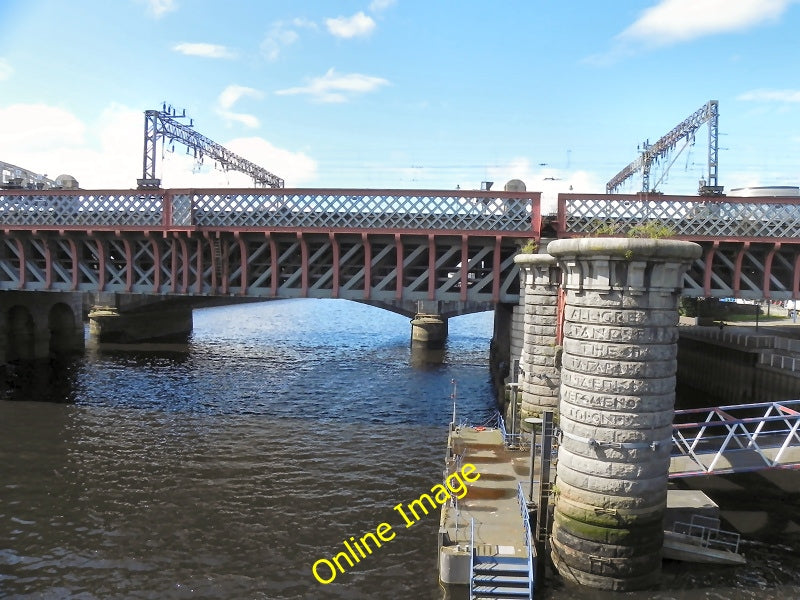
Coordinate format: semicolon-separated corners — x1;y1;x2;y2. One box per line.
43;237;52;290
732;242;749;296
268;235;278;297
362;233;371;301
298;232;309;297
460;235;469;303
94;237;106;292
555;286;566;346
428;234;436;301
763;243;780;299
703;242;718;297
492;236;502;303
330;232;340;299
794;253;800;300
395;233;403;301
121;237;133;292
68;238;79;291
13;238;24;290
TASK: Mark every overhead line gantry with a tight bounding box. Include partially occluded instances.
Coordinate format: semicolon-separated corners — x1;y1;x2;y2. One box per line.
138;104;284;190
606;100;721;196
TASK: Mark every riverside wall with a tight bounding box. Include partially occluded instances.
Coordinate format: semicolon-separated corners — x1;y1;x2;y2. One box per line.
677;330;800;403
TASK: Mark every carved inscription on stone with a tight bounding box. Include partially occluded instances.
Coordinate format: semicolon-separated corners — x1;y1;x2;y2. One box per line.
564;307;677;327
563;323;678;344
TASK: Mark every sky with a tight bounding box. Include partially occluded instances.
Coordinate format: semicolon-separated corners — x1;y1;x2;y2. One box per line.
2;0;800;212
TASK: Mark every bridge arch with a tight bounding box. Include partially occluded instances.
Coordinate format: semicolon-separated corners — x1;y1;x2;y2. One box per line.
7;305;35;361
48;302;79;354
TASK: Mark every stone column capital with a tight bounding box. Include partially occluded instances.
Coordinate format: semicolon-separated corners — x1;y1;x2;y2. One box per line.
514;253;560;289
546;238;702;294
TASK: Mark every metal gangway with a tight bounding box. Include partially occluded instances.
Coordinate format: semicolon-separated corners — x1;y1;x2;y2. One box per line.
670;400;800;478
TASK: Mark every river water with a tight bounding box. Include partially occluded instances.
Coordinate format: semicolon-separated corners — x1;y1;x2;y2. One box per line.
1;299;800;599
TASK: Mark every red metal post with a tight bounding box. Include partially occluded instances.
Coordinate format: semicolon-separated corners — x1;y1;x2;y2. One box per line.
13;238;25;290
395;233;403;300
121;237;133;293
362;233;371;300
298;231;309;297
460;234;469;302
703;242;718;297
236;234;247;296
763;243;780;299
268;234;278;297
428;234;436;301
492;235;502;303
329;232;340;299
732;242;749;296
42;236;52;290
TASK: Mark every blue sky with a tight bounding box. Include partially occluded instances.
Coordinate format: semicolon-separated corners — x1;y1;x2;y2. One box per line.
2;0;800;211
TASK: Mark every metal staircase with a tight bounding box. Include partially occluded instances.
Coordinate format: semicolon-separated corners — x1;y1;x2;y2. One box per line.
471;555;532;599
469;482;536;599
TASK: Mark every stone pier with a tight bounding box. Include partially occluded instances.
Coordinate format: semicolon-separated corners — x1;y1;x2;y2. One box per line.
410;300;449;349
547;238;701;591
0;291;84;362
88;305;193;343
513;253;561;425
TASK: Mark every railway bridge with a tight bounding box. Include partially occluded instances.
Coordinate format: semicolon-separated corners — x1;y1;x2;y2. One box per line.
1;186;800;358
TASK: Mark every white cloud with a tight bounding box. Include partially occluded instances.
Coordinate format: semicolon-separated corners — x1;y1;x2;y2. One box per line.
0;58;13;81
218;85;263;110
0;104;86;153
275;68;389;103
292;17;318;30
216;85;263;128
738;88;800;102
172;42;236;59
369;0;396;12
484;158;603;214
141;0;177;18
0;101;316;188
586;0;798;64
326;12;376;38
157;137;317;187
261;22;301;61
619;0;795;46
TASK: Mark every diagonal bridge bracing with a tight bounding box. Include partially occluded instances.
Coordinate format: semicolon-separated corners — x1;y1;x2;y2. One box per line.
0;187;540;307
670;400;800;478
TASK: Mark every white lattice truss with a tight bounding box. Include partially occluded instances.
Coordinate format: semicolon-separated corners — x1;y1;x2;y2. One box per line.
0;189;536;231
670;400;800;478
560;194;800;300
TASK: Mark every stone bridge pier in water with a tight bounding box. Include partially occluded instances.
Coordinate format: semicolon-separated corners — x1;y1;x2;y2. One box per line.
537;238;701;591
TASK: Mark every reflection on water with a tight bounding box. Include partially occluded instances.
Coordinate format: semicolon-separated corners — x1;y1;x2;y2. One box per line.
0;300;494;599
1;299;800;599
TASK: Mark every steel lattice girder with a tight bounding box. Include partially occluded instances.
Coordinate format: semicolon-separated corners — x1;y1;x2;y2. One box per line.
558;193;800;240
0;188;541;234
0;230;523;304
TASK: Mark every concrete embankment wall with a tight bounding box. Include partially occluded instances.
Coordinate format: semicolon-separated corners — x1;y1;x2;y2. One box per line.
677;331;800;402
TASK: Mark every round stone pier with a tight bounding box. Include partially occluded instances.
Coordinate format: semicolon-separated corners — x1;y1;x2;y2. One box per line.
410;313;448;349
513;253;560;422
547;238;702;591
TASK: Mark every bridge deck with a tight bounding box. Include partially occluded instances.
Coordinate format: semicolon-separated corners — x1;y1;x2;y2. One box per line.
670;400;800;478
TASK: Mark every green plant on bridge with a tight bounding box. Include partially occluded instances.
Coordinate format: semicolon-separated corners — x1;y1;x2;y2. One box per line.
626;220;675;239
593;220;623;236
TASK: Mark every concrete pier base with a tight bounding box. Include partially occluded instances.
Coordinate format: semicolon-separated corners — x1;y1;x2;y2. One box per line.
547;238;701;592
410;313;448;349
88;305;193;343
